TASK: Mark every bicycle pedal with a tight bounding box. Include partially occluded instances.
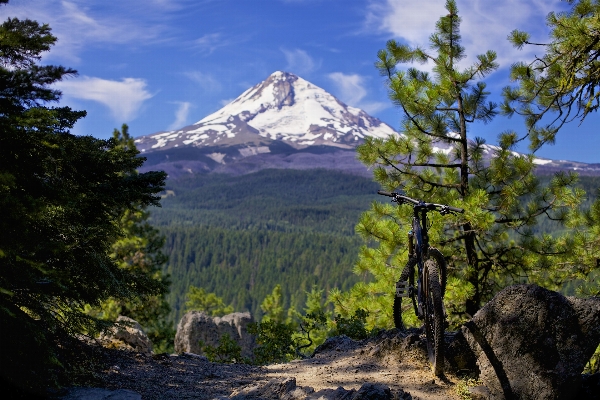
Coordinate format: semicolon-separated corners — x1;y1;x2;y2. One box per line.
395;281;411;297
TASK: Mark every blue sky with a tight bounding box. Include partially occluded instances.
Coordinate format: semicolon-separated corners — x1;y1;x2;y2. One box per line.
3;0;597;163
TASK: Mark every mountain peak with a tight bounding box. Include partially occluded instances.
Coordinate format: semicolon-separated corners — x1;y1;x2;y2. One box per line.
269;70;296;79
135;71;396;153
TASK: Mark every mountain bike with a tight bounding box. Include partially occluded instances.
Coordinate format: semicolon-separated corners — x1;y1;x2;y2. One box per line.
378;190;463;376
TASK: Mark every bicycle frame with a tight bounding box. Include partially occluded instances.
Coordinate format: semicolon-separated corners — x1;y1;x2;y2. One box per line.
408;204;432;320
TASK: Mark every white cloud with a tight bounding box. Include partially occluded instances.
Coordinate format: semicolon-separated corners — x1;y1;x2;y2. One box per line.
0;0;167;63
168;102;192;130
56;76;154;121
365;0;566;71
220;98;235;106
328;73;367;105
184;71;222;92
328;72;387;114
193;33;231;54
281;48;320;75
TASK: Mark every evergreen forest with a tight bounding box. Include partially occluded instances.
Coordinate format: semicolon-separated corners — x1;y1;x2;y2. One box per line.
149;168;600;325
149;168;381;323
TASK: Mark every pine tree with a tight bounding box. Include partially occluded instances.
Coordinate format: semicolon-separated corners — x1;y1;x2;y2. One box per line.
0;8;166;394
184;286;234;316
337;0;584;328
505;0;600;148
260;284;288;323
505;0;600;298
85;125;174;353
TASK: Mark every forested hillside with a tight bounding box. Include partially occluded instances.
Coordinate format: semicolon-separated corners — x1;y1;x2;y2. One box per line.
149;169;380;323
149;167;600;325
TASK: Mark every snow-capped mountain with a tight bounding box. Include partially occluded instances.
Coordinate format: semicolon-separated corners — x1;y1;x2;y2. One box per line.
135;71;396;154
135;71;600;178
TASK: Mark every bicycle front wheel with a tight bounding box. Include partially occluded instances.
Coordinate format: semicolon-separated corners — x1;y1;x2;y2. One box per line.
424;259;445;377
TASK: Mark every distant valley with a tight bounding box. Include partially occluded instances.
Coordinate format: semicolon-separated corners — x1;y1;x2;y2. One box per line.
150;168;379;324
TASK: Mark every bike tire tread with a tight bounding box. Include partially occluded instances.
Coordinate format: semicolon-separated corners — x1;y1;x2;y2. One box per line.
424;259;445;377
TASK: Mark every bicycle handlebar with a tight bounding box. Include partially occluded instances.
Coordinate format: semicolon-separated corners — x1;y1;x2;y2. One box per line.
377;190;464;214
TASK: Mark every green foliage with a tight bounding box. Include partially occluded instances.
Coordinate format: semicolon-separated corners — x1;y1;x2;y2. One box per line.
292;286;330;354
247;285;330;364
150;168;377;326
584;344;600;374
345;0;586;329
85;124;174;353
294;310;328;355
201;333;244;364
331;309;371;340
0;9;166;393
161;222;362;326
455;378;484;400
151;168;380;235
261;284;288;323
184;286;233;316
506;0;600;295
247;284;299;364
552;190;600;297
248;319;297;365
505;0;600;148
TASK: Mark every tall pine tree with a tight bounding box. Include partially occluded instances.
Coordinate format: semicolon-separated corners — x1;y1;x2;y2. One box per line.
332;0;584;328
505;0;600;146
0;7;166;394
505;0;600;298
85;124;174;353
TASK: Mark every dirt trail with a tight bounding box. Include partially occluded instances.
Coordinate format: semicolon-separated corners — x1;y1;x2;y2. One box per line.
67;331;466;399
265;334;462;400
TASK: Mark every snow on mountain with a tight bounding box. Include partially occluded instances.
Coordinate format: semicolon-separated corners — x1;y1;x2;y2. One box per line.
134;71;600;177
416;133;600;175
135;71;396;153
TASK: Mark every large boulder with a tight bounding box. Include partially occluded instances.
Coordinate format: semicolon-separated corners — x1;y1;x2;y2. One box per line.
175;311;255;359
99;316;153;354
461;284;600;400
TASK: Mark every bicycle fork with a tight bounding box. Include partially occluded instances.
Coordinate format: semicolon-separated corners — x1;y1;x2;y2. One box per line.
396;230;415;298
396;230;424;319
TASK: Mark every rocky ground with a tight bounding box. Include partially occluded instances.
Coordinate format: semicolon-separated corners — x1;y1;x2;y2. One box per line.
57;329;474;400
49;284;600;399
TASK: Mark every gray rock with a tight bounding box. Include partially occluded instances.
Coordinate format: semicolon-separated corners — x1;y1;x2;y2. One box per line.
60;387;142;400
468;385;492;400
311;335;358;357
99;316;153;354
175;311;256;359
306;386;353;400
228;378;406;400
350;383;393;399
229;377;314;399
461;284;600;400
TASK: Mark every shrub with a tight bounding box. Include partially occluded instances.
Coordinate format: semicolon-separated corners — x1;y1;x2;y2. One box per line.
331;309;371;340
200;333;244;363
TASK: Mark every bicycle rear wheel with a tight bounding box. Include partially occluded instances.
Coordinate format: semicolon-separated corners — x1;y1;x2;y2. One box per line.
393;257;417;330
424;259;445;377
